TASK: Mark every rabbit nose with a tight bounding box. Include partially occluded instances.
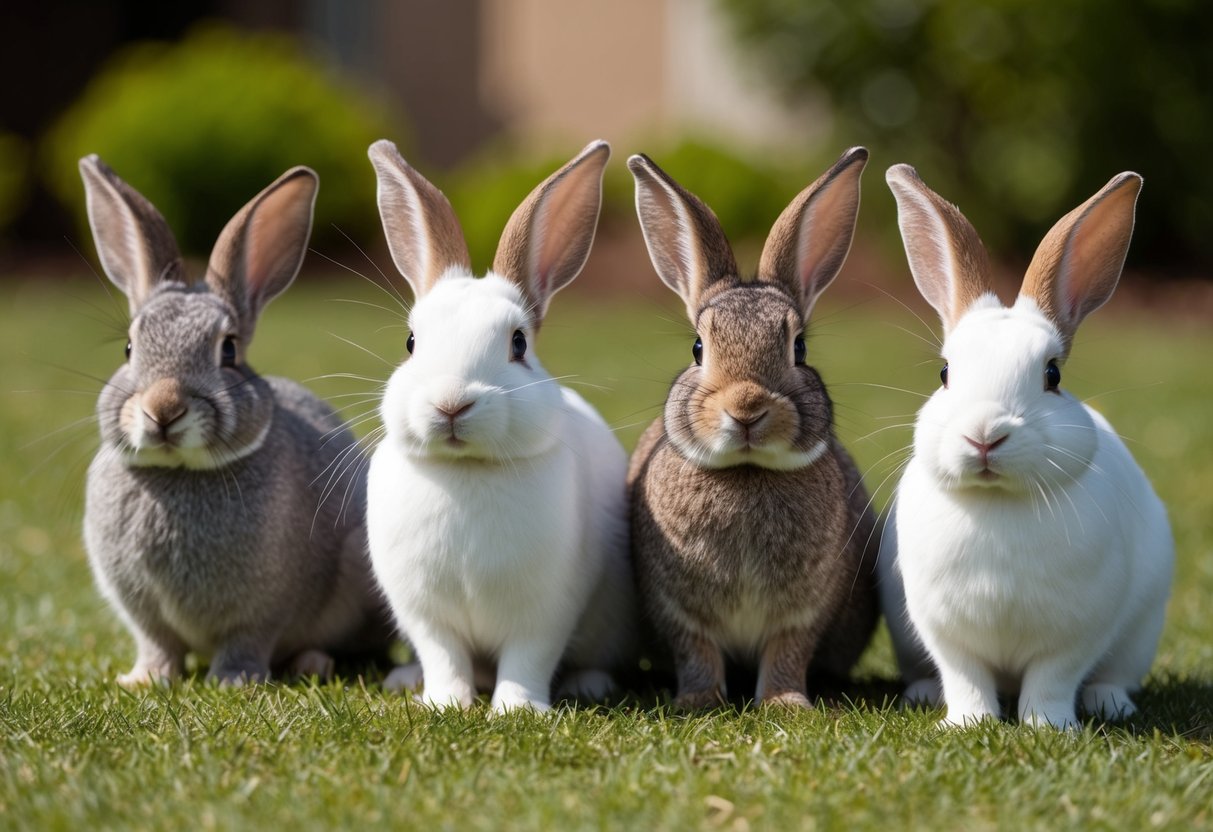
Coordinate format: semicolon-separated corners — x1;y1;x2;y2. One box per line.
141;378;189;431
965;433;1008;464
436;400;475;421
727;409;768;428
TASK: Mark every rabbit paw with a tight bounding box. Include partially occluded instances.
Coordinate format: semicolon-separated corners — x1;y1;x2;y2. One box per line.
289;650;336;681
763;690;812;709
383;663;425;693
556;669;615;703
902;678;943;708
1082;684;1138;720
116;665;174;689
673;688;725;711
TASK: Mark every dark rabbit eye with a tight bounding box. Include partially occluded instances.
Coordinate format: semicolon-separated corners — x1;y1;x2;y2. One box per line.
1045;360;1061;391
940;364;949;388
220;336;238;368
124;340;132;361
511;330;527;361
692;337;703;366
406;332;415;355
793;335;806;365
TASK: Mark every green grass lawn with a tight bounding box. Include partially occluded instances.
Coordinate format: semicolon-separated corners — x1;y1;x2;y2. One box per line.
2;272;1211;830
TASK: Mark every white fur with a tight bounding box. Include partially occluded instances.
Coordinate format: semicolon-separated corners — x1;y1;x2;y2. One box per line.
367;273;635;712
883;299;1173;728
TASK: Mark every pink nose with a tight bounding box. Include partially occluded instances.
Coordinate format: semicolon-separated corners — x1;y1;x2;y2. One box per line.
436;401;474;421
728;410;768;428
965;433;1008;465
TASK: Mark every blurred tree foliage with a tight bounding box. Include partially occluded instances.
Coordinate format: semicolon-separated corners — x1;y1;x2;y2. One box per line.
44;24;404;258
719;0;1213;271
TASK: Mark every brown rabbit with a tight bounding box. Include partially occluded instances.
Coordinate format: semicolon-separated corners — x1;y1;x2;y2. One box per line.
627;147;879;709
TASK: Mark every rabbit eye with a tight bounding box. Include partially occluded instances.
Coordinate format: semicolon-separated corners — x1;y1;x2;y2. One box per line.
220;336;238;368
406;332;415;355
1045;360;1061;392
793;335;806;365
124;340;132;361
511;330;527;362
692;337;703;366
940;364;949;388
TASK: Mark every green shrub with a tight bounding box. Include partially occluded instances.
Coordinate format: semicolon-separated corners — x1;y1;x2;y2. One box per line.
719;0;1213;269
44;23;405;257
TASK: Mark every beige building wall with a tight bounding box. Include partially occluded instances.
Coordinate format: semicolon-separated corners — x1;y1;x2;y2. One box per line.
479;0;827;155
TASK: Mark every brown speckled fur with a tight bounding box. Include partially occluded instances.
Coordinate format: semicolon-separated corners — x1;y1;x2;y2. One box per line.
627;149;878;708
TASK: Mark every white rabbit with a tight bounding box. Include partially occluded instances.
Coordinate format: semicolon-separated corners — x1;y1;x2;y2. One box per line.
878;164;1174;729
364;139;636;712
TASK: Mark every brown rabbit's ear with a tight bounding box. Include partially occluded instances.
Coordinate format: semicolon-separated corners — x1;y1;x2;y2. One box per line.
886;164;995;334
78;155;186;314
1020;172;1142;350
492;140;610;327
205;166;317;342
628;153;739;322
758;146;867;319
369;139;471;299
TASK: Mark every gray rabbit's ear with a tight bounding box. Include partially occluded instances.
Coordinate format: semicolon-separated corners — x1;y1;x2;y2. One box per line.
628;153;739;322
492;140;610;328
369;139;471;299
1020;172;1142;353
886;164;996;335
205;166;318;341
78;155;186;314
758;147;867;320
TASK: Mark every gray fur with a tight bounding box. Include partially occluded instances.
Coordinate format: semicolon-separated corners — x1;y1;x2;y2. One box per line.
80;156;392;685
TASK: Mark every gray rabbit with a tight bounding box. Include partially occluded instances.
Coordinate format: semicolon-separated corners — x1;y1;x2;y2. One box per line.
79;156;393;686
627;148;879;708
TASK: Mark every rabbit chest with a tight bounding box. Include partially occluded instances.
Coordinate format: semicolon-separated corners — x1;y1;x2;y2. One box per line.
634;440;852;655
896;458;1134;673
85;451;332;650
368;444;588;647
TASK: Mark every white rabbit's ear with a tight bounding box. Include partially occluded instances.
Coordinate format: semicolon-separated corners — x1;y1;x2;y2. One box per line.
886;164;995;333
1020;172;1142;351
628;153;739;322
758;146;868;319
369;139;471;299
492;140;610;326
206;166;317;342
78;155;186;314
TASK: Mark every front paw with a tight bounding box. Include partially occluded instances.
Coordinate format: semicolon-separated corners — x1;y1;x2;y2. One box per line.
762;690;812;709
383;663;425;693
117;666;174;689
938;710;998;729
289;650;335;681
902;678;943;709
556;669;615;703
673;687;725;711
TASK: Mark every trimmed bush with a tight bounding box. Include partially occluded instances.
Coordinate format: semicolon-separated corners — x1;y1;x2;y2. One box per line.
44;23;405;257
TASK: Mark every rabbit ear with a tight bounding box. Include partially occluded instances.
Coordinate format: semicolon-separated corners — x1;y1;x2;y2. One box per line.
886;164;995;333
205;166;317;342
628;153;739;321
78;155;186;314
1020;172;1142;351
758;146;868;319
492;140;610;326
369;139;471;299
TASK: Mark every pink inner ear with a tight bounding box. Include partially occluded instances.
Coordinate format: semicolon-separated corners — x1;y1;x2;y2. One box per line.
242;176;314;307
